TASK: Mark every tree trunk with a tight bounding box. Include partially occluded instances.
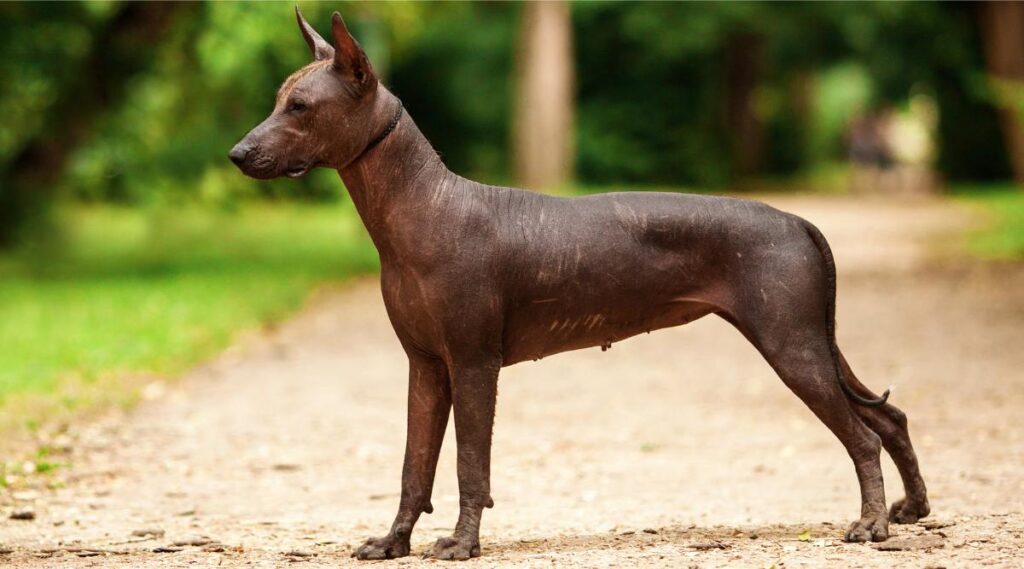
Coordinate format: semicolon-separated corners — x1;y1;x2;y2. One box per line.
789;69;814;167
513;0;574;192
725;33;764;181
978;1;1024;186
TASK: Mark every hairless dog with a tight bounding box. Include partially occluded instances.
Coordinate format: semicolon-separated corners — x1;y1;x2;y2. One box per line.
230;9;930;560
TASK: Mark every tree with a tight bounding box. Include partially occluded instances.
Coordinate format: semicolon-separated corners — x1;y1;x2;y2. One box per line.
978;1;1024;186
513;0;574;191
725;32;765;180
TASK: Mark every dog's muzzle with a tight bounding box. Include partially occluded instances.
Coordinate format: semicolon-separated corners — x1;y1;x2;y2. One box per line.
229;144;282;180
228;144;251;167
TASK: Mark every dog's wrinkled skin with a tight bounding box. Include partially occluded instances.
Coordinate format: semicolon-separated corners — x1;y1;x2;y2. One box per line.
231;9;930;560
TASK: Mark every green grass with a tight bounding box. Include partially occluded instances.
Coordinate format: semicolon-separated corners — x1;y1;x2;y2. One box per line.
954;184;1024;260
0;202;378;427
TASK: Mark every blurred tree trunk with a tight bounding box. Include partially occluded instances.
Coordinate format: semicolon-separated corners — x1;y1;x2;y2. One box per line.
514;0;574;192
979;1;1024;186
725;33;764;181
789;70;814;167
0;1;191;247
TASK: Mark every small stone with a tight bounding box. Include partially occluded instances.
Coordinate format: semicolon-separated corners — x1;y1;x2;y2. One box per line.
153;546;184;553
642;528;658;535
131;529;165;538
874;535;945;552
173;537;214;547
921;520;956;531
202;543;227;553
689;541;728;550
285;550;315;558
10;508;36;521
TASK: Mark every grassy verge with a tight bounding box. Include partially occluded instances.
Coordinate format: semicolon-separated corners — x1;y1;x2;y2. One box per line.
954;184;1024;260
0;202;378;438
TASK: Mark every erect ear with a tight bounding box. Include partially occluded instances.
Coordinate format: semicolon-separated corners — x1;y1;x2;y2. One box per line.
295;6;333;61
331;11;375;87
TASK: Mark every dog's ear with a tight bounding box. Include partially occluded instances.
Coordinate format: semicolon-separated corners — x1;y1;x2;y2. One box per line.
331;11;376;88
295;6;333;61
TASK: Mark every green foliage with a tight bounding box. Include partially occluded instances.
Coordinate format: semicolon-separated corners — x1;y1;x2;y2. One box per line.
389;2;518;184
573;2;735;186
956;185;1024;259
0;203;378;408
63;2;354;204
808;64;873;163
0;0;1017;212
0;2;106;158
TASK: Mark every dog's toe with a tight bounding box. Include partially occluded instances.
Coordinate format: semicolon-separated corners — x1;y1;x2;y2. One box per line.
889;496;931;524
352;535;409;560
432;536;480;561
845;514;889;543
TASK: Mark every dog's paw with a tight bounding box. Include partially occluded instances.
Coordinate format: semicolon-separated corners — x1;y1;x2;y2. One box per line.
352;534;410;560
844;513;889;542
889;496;931;524
431;535;480;561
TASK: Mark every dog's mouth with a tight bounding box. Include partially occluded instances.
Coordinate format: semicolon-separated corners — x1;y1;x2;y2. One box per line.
285;164;311;178
236;151;314;180
238;153;279;180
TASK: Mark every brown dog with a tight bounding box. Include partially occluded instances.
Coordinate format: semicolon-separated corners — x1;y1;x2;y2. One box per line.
230;9;930;560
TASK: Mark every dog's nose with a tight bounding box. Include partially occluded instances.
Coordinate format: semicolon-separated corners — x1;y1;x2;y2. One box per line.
228;144;250;167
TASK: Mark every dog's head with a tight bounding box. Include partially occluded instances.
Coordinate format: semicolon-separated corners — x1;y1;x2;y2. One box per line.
230;8;380;179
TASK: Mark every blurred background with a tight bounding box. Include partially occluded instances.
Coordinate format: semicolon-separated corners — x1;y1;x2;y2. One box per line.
1;1;1023;435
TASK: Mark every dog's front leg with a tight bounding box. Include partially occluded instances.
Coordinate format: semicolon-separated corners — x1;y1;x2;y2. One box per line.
431;359;500;560
353;354;451;560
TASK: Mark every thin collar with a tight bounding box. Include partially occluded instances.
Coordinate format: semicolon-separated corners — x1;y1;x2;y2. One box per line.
362;99;403;155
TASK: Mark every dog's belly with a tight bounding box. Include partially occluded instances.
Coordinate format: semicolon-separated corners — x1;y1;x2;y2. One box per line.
500;296;718;365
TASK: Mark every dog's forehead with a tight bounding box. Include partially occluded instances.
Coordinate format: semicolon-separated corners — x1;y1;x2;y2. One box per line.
276;60;332;104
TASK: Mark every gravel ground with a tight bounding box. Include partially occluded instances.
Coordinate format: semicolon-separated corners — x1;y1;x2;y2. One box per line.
1;195;1022;568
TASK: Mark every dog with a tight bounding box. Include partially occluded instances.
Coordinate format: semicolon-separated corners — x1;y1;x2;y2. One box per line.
230;8;930;560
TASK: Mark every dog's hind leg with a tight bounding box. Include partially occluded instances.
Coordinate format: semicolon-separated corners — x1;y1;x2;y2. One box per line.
765;338;889;540
723;267;889;543
748;328;890;541
839;351;930;524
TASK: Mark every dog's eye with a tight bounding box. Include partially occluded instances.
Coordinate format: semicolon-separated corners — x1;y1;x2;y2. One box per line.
287;100;307;114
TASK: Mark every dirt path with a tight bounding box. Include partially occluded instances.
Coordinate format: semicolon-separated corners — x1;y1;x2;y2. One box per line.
3;195;1023;567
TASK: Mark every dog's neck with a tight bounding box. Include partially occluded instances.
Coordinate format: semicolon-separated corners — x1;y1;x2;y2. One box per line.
337;89;456;256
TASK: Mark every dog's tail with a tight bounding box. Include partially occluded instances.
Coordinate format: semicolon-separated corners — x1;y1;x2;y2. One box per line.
803;219;890;407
